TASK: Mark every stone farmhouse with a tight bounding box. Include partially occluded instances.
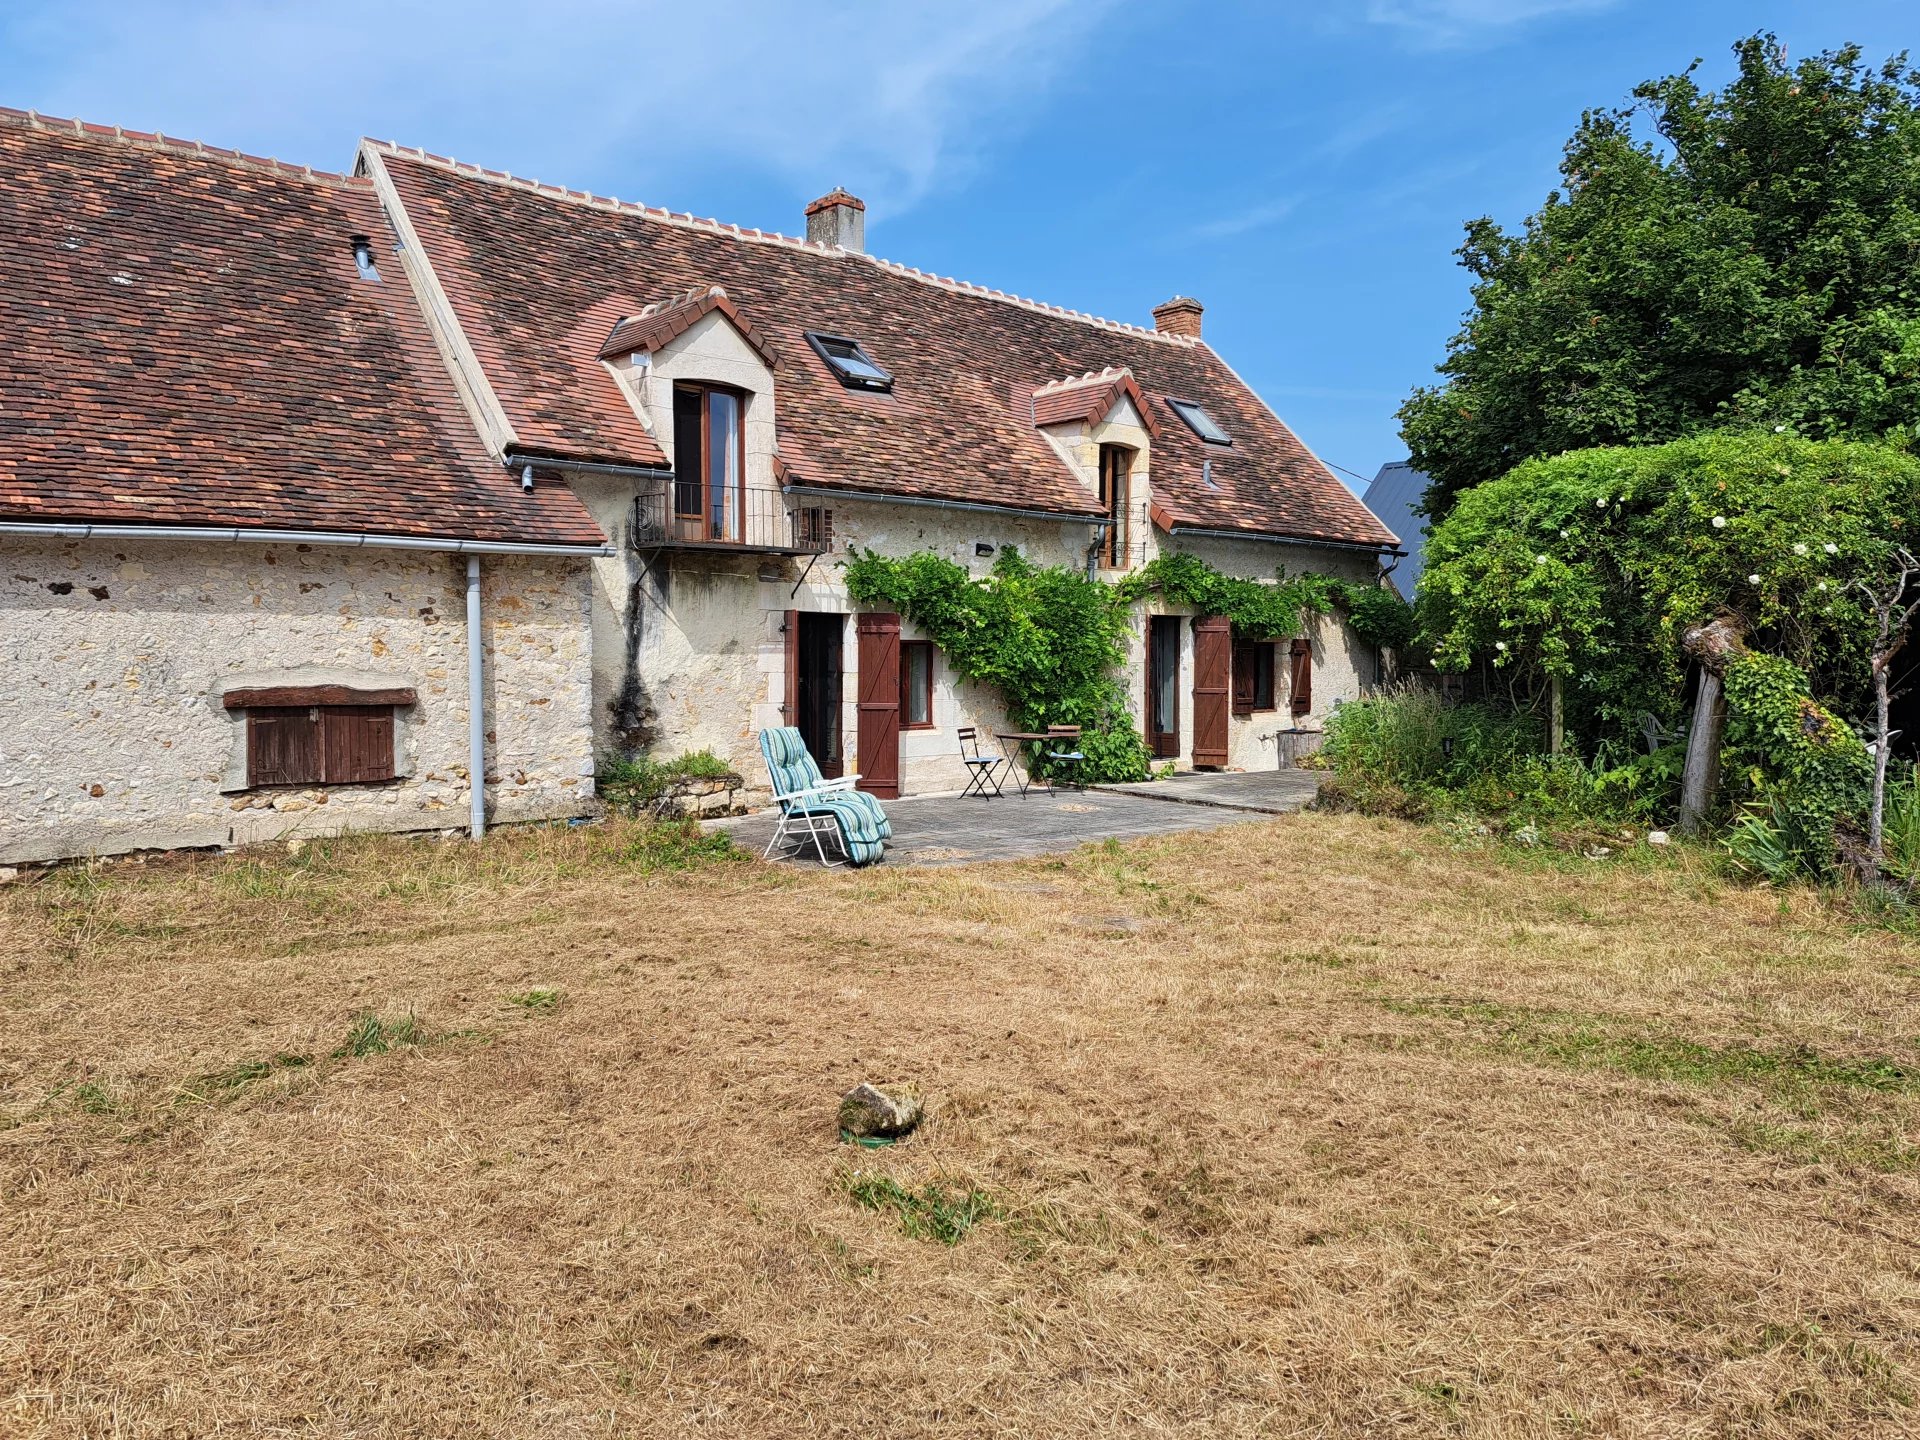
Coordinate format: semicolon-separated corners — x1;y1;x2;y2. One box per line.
0;109;1399;865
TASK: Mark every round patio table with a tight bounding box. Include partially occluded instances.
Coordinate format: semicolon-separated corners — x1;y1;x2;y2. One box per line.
992;732;1051;797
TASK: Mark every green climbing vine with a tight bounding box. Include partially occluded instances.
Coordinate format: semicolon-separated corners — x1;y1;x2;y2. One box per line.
1722;650;1871;878
841;546;1413;785
842;547;1150;782
1119;553;1416;649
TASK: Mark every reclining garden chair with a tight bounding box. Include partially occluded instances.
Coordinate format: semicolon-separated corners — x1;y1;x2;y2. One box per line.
757;727;892;867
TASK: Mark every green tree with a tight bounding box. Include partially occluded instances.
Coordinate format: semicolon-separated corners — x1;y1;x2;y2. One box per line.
1401;35;1920;519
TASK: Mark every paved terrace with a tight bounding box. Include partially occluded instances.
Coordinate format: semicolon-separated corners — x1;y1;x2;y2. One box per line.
715;769;1322;868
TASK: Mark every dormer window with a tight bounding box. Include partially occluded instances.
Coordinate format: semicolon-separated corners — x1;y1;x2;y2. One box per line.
806;331;893;392
1167;397;1231;446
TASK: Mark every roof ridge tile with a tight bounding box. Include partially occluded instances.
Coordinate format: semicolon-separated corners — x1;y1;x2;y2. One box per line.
0;106;359;186
365;139;1192;344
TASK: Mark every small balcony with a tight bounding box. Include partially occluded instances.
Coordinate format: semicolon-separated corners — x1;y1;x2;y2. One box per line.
630;482;831;556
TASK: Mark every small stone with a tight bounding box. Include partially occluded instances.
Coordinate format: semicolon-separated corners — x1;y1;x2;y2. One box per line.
1647;830;1671;846
838;1081;922;1140
0;867;18;885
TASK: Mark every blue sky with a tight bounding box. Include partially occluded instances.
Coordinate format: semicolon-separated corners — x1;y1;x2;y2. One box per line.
4;0;1914;493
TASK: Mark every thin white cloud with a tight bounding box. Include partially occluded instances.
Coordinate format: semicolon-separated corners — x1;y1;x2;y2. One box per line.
5;0;1114;217
1188;196;1300;242
1362;0;1619;47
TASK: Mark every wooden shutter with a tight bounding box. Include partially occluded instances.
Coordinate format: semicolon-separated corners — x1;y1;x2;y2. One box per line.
782;608;800;722
1231;640;1256;716
1290;637;1313;716
247;707;321;786
321;705;397;784
1191;615;1231;769
855;612;901;798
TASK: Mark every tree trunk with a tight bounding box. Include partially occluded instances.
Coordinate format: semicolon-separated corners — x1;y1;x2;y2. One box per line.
1548;673;1564;758
1676;667;1724;837
1676;617;1745;837
1869;659;1892;859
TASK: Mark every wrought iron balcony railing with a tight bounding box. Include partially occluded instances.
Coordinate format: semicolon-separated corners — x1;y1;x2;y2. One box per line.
630;483;831;555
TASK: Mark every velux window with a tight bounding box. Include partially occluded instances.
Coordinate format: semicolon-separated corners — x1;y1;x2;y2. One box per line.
1167;396;1232;446
806;331;893;392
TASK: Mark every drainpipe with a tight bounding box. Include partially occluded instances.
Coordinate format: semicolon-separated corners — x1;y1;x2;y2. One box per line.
465;555;486;841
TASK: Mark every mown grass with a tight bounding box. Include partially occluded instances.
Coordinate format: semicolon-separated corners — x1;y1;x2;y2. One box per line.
3;811;1917;1437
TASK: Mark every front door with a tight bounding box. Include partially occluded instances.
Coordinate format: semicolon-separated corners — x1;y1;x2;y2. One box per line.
1146;615;1181;759
794;612;843;778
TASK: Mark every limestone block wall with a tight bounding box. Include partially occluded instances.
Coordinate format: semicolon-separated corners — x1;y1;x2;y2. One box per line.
0;538;595;864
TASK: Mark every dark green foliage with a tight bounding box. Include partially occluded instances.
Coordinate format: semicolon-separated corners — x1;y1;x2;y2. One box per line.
1419;432;1920;751
599;749;736;815
843;547;1149;783
1721;652;1871;879
1403;36;1920;517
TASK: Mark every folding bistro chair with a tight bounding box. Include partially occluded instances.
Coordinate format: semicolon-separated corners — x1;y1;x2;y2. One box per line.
956;726;1005;799
757;727;891;866
1043;725;1085;791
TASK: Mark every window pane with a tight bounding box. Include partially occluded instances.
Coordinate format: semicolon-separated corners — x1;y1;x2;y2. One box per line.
707;390;739;539
902;643;932;726
673;386;703;517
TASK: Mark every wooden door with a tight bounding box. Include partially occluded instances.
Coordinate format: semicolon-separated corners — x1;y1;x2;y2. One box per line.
1191;615;1231;769
855;612;901;798
1145;616;1181;759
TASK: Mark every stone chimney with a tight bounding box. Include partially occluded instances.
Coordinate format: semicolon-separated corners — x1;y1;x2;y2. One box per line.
1152;295;1204;339
805;188;866;252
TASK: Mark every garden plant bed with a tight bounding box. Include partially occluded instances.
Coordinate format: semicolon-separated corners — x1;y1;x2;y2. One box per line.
3;815;1917;1436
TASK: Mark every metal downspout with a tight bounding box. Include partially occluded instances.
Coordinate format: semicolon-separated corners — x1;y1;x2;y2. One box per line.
465;555;486;841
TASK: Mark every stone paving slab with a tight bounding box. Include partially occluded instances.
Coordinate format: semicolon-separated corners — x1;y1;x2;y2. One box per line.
714;769;1319;868
1096;768;1322;815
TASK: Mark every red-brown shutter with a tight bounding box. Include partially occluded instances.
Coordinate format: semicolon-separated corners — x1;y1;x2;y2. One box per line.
1191;615;1231;769
248;707;320;786
855;612;901;798
1290;637;1313;716
321;705;397;784
1231;639;1255;716
782;608;800;723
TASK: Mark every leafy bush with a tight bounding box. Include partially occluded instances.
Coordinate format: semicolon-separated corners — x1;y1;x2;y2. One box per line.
1721;651;1870;878
599;749;737;815
1881;764;1920;882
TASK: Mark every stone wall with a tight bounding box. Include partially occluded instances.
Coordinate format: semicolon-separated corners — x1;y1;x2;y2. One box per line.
0;538;595;863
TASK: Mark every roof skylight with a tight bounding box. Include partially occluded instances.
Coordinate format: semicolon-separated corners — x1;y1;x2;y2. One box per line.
1167;397;1231;446
806;331;893;392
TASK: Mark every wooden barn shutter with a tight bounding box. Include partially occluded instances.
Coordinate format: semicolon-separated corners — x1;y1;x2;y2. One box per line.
1191;615;1231;769
1290;637;1313;716
322;705;397;784
855;612;902;798
248;707;321;786
1231;640;1256;716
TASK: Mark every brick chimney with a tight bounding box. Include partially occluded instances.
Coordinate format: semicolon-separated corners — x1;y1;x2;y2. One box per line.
1152;295;1204;339
805;188;866;252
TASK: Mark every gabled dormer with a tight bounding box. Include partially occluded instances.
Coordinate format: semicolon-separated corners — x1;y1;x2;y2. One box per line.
1030;367;1156;570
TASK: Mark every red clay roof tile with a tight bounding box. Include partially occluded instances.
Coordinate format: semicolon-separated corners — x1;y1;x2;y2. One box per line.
373;148;1397;547
0;113;605;547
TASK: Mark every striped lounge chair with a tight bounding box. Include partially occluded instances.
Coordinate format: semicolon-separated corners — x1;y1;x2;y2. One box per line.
757;727;892;866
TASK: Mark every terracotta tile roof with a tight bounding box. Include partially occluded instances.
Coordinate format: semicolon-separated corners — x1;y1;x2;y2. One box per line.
371;146;1398;547
1030;367;1160;436
597;285;779;374
0;111;606;547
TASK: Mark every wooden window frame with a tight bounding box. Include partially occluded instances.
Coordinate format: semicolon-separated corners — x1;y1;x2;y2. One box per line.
1097;445;1131;569
898;639;935;730
671;381;747;543
1232;639;1277;716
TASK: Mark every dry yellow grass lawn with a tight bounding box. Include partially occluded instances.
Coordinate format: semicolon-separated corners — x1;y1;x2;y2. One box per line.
3;813;1919;1438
